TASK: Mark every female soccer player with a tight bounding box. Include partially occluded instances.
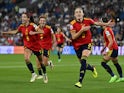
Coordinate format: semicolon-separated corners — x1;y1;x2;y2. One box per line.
31;15;56;83
70;7;113;88
2;13;47;83
55;26;71;62
101;17;124;83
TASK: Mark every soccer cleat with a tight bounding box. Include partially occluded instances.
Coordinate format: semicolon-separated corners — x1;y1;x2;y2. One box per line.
92;67;98;78
30;73;37;82
43;73;48;83
48;60;54;69
36;75;43;79
75;82;82;88
116;77;124;82
109;75;117;83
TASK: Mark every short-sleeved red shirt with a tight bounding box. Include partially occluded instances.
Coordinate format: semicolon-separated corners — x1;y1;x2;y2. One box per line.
70;18;95;50
103;27;118;50
55;32;64;44
39;25;53;50
18;23;41;51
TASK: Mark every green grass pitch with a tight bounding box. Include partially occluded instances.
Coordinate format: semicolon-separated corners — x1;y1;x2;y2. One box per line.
0;54;124;93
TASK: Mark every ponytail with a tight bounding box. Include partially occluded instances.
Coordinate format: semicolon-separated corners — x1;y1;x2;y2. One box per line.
30;16;35;23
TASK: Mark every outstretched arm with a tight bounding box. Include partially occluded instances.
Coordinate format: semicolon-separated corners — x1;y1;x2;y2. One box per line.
2;30;18;34
51;33;56;50
94;20;115;27
29;26;44;35
62;32;72;42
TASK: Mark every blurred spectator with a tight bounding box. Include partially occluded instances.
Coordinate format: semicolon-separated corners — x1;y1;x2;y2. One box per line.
0;0;124;46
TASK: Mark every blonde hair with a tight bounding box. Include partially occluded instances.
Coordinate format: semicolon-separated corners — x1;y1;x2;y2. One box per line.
39;14;47;19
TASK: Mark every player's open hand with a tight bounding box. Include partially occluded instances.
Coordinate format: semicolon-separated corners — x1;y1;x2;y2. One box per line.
107;20;115;27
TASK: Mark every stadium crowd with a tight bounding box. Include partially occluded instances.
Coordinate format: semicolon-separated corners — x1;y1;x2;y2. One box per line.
0;0;124;46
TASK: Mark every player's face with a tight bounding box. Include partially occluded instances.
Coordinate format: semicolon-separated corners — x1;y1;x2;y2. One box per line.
57;27;61;33
21;14;29;24
74;8;84;21
39;18;46;27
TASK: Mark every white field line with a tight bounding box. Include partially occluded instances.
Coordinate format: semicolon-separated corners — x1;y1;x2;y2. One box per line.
0;64;91;68
0;62;124;68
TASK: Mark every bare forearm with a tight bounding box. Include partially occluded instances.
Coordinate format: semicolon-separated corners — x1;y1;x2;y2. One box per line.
52;34;56;47
29;30;43;35
34;31;43;34
95;22;108;26
52;34;56;43
107;42;113;49
64;35;70;41
71;30;83;40
2;30;18;34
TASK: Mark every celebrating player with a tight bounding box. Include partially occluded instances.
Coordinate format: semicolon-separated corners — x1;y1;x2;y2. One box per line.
55;26;71;62
70;7;113;88
101;17;124;83
2;13;47;83
31;15;56;83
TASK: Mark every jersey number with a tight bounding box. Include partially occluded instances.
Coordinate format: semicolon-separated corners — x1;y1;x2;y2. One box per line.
57;37;60;42
40;34;43;39
25;28;29;41
82;33;85;38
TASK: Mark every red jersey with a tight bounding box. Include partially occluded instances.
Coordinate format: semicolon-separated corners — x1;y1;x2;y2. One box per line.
103;27;118;50
18;23;41;51
55;32;64;44
70;18;95;50
39;25;53;50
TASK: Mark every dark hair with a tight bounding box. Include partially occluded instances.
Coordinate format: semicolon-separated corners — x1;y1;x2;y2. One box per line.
22;12;35;23
74;6;83;12
57;26;62;31
102;17;109;22
22;12;30;18
30;16;35;23
102;15;112;22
